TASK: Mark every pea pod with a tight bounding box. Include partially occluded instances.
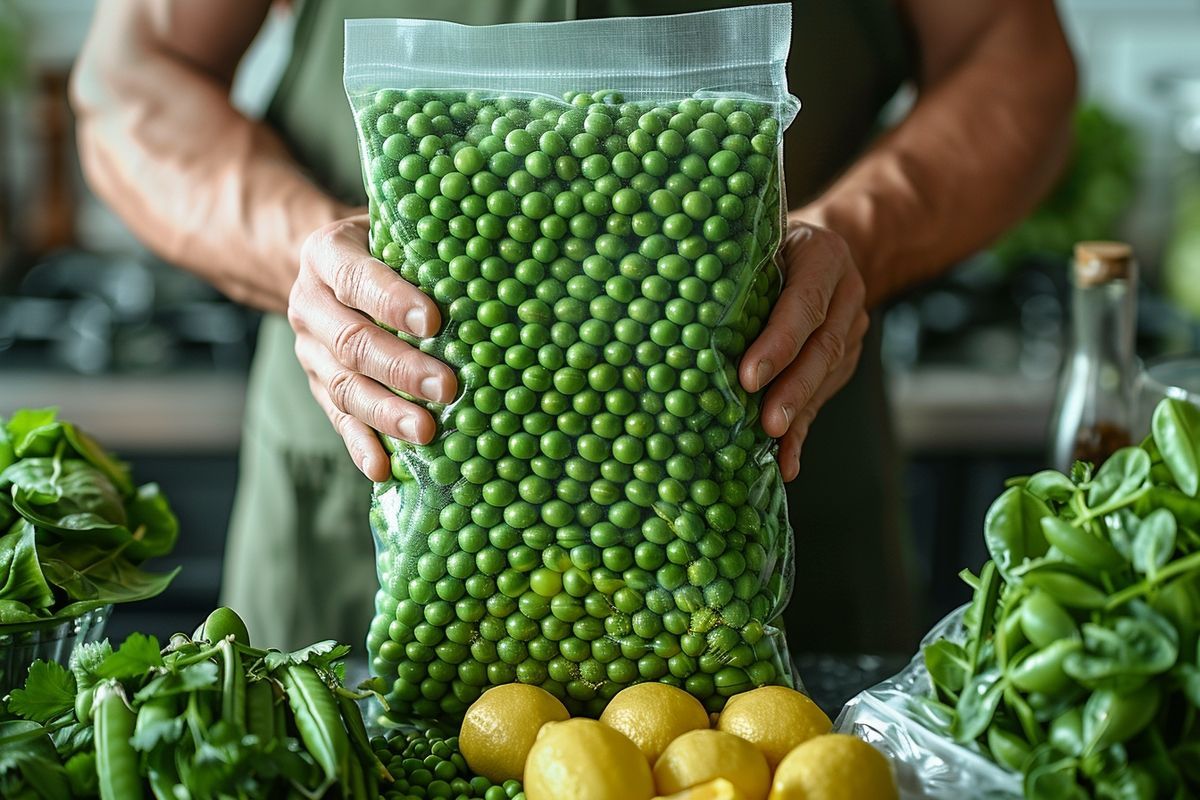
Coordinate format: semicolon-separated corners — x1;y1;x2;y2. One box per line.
1021;569;1109;609
75;685;97;724
338;692;394;784
1049;706;1085;756
94;681;144;800
245;678;277;742
1020;590;1078;649
1009;638;1080;694
1082;683;1160;756
1041;516;1125;572
219;638;246;731
134;695;177;748
987;726;1032;772
278;664;350;785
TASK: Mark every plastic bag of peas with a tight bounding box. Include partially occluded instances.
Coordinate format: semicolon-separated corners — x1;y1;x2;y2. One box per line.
345;5;802;723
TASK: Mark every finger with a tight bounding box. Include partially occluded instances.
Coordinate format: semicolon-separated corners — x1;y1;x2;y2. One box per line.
776;333;864;482
760;276;865;437
292;282;457;404
739;225;843;393
295;334;438;445
304;372;392;481
303;218;441;337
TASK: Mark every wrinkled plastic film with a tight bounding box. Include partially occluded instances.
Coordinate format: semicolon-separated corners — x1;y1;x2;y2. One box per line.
348;5;802;723
834;608;1023;800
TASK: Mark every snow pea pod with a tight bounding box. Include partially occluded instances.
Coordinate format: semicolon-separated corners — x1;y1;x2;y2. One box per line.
245;678;276;742
1010;638;1080;694
94;681;143;800
1041;517;1125;572
1082;683;1160;756
219;639;246;732
1021;569;1109;609
279;664;350;785
1020;590;1078;649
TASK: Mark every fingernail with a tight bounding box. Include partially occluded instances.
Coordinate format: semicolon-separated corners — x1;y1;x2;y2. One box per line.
420;376;444;402
755;360;774;391
405;307;427;336
397;415;419;441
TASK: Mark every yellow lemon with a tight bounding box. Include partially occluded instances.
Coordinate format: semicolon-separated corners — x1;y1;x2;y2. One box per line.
459;684;569;783
654;777;745;800
717;686;832;768
768;734;898;800
525;718;656;800
599;682;711;763
653;729;770;800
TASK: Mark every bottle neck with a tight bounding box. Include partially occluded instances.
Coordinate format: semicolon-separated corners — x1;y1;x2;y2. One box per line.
1071;277;1136;372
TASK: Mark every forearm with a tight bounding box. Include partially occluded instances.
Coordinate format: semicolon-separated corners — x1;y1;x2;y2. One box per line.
800;14;1076;308
71;24;350;313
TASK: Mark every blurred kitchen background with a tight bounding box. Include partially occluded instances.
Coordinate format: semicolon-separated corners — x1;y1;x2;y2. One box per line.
1;0;1199;643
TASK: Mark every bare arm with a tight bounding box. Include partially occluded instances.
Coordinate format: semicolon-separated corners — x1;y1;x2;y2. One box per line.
802;0;1078;307
71;0;352;312
741;0;1076;476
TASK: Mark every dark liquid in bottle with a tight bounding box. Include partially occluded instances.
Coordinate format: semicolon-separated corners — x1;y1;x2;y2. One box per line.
1072;421;1132;467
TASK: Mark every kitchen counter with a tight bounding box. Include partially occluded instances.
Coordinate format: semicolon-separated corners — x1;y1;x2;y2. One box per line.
0;366;1056;455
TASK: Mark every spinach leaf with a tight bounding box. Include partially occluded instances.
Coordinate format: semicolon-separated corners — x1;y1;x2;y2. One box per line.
39;545;178;610
4;409;63;459
924;639;969;696
1152;398;1200;497
1064;618;1178;690
1088;446;1151;507
1024;746;1089;800
1026;470;1077;504
985;487;1051;580
11;489;133;550
61;423;133;497
124;483;179;560
0;521;54;610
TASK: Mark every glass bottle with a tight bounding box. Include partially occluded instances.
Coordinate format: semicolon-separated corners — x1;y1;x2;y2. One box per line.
1049;241;1138;471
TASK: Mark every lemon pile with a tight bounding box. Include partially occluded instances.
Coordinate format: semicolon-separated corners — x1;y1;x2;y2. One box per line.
459;683;898;800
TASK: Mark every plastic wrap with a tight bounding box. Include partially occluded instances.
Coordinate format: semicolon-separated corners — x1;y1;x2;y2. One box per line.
344;6;802;722
833;608;1022;800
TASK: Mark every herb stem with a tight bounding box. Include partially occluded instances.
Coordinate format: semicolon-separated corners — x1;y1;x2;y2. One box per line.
1105;549;1200;610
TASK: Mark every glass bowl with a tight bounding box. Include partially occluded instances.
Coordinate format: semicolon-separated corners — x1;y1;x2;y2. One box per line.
0;605;112;695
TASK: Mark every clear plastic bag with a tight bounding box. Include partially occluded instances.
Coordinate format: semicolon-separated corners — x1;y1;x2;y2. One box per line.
345;5;801;722
833;607;1023;800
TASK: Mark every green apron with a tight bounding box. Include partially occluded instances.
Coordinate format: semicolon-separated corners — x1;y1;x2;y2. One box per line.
223;0;917;653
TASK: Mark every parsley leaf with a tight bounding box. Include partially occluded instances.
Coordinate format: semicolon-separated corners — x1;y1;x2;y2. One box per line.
263;641;351;671
95;633;163;679
7;661;75;723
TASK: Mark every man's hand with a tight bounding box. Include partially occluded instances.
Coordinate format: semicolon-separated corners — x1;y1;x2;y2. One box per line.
289;216;458;481
739;220;869;482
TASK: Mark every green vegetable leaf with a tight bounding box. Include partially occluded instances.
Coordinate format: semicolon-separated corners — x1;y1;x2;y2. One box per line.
39;545;179;611
4;408;63;459
1025;470;1076;504
1132;508;1177;579
1152;398;1200;497
7;460;127;529
7;661;76;723
1179;664;1200;709
70;640;113;690
1064;616;1177;690
924;639;969;696
0;418;13;473
984;487;1051;580
11;488;133;549
95;632;164;679
1023;746;1089;800
0;720;62;774
952;667;1006;743
130;715;185;752
0;521;55;610
60;423;133;497
133;662;219;703
1087;446;1151;507
123;483;179;561
264;641;352;671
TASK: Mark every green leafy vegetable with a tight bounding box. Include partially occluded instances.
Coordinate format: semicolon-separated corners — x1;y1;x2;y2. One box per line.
7;661;77;723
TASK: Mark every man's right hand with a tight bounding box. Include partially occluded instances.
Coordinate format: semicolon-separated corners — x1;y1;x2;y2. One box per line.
288;216;458;481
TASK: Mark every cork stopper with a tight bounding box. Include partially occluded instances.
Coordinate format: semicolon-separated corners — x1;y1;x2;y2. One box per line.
1073;241;1134;287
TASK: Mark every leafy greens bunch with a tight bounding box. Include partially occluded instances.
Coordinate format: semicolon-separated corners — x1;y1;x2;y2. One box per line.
0;408;179;631
922;397;1200;799
0;607;392;799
